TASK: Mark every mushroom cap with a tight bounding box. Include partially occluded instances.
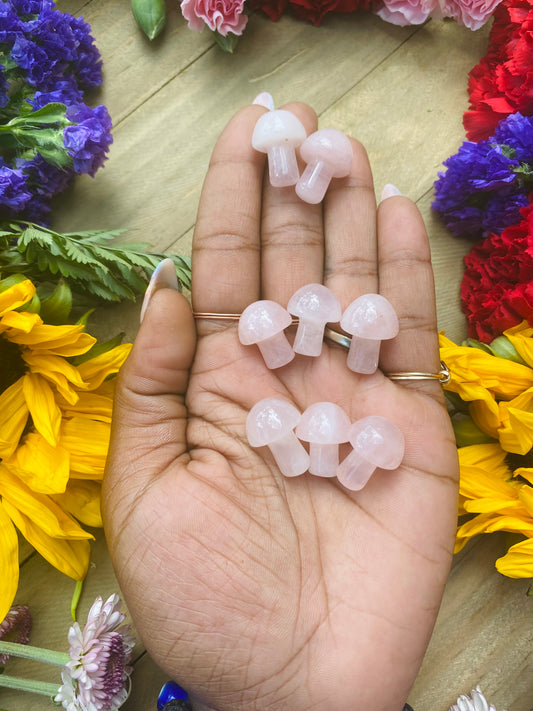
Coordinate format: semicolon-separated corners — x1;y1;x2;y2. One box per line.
340;293;399;340
287;283;342;323
348;416;405;470
296;402;351;444
299;129;353;178
246;398;302;447
238;300;292;345
252;109;307;152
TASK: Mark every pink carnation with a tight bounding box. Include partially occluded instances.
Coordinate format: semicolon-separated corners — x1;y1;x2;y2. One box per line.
434;0;502;29
180;0;248;35
375;0;436;25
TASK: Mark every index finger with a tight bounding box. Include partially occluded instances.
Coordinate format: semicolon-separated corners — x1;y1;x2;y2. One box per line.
192;104;266;320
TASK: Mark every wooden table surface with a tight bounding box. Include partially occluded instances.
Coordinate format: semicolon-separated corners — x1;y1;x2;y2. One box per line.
4;3;533;710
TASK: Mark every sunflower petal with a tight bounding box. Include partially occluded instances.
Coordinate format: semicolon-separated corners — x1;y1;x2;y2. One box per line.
23;373;61;446
0;378;29;460
7;432;70;494
0;465;93;540
77;343;132;390
60;417;109;477
3;500;90;580
60;391;114;422
9;322;95;355
0;310;41;335
0;501;19;622
52;481;102;528
24;351;86;403
0;280;35;316
495;537;533;578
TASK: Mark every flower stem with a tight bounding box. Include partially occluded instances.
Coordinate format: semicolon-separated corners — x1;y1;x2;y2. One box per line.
0;673;59;697
0;641;69;666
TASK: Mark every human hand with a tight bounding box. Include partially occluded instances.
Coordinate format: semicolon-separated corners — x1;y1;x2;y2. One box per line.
103;101;459;711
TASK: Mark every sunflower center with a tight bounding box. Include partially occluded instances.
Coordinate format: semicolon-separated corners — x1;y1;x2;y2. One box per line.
0;335;26;394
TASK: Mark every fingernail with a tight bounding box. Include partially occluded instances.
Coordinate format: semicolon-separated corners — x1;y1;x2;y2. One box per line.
140;258;178;324
252;92;274;110
380;183;402;202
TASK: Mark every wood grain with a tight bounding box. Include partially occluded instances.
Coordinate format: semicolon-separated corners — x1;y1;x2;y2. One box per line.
6;4;530;711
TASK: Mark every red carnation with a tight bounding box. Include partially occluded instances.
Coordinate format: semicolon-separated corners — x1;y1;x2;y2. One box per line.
462;203;533;341
464;0;533;140
249;0;289;20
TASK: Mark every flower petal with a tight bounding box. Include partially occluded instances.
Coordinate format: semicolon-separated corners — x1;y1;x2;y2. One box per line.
10;322;95;355
7;432;70;494
0;280;35;316
0;465;93;540
61;417;110;478
495;537;533;578
0;501;19;622
23;372;61;446
0;310;41;335
52;481;102;528
3;499;90;580
23;351;86;403
0;378;29;460
76;343;132;390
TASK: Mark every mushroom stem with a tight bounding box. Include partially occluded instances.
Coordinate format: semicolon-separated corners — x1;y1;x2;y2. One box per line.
257;333;295;369
309;442;339;477
296;160;332;204
269;433;310;478
336;451;376;491
346;336;381;374
267;144;300;187
293;320;326;356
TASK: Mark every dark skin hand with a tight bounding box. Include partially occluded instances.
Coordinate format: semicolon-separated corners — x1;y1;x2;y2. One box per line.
102;101;459;711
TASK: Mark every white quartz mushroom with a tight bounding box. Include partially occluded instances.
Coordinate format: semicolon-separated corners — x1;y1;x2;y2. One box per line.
287;283;342;357
247;398;309;478
252;109;307;188
295;128;353;204
238;300;294;369
336;415;405;491
340;293;399;374
296;402;351;477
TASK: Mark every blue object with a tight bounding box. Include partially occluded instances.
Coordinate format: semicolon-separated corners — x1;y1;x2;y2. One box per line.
157;681;189;710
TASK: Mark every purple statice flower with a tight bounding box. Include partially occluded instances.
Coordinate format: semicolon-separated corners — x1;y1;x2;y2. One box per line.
54;594;134;711
64;104;112;177
18;154;74;223
433;138;528;238
66;14;103;89
27;78;84;111
0;3;24;44
493;112;533;163
0;160;32;213
0;604;32;665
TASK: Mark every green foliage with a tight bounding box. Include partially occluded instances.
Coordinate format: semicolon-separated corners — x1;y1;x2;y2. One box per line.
131;0;166;40
0;221;191;304
212;30;240;53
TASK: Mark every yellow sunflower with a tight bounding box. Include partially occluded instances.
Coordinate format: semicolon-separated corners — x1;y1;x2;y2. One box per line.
0;279;131;621
440;323;533;579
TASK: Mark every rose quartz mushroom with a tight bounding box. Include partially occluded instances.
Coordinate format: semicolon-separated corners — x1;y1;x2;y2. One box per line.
252;109;307;188
295;128;353;204
295;402;351;477
238;300;294;369
340;293;399;374
287;283;342;357
247;398;310;478
336;415;405;491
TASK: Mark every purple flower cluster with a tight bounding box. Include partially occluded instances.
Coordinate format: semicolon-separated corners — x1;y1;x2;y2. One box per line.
0;0;112;223
432;113;533;239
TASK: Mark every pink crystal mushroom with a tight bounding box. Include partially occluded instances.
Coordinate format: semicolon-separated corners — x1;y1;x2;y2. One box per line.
295;128;353;204
287;283;342;357
336;415;405;491
252;109;307;188
296;402;351;477
246;398;310;478
239;300;294;369
340;293;399;374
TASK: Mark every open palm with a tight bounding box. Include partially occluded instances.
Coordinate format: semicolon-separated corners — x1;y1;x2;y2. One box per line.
103;102;459;711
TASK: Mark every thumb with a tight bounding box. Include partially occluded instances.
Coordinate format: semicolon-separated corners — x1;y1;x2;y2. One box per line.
103;260;196;513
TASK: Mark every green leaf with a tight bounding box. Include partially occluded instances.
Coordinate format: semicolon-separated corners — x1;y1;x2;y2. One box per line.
0;221;191;304
131;0;166;40
39;280;72;324
212;30;240;53
5;102;70;128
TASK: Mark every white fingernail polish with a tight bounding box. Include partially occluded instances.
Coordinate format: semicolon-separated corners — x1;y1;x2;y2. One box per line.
380;183;402;202
252;92;274;111
140;258;178;324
